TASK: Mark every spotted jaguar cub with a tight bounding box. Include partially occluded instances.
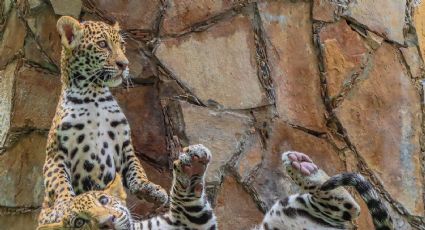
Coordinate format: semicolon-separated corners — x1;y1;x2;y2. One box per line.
133;144;216;229
258;151;393;230
39;16;167;224
38;175;132;230
37;144;216;230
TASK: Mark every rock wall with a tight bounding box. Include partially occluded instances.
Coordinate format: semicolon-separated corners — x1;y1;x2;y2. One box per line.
0;0;424;229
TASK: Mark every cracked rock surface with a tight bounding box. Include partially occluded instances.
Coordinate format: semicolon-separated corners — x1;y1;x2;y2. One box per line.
0;0;425;229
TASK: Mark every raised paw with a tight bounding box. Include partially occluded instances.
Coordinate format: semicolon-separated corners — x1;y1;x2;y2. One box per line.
134;182;169;206
281;151;328;192
282;151;318;176
173;144;211;197
179;144;211;177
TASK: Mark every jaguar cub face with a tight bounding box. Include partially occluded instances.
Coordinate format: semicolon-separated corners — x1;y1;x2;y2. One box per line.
57;16;129;88
38;176;132;230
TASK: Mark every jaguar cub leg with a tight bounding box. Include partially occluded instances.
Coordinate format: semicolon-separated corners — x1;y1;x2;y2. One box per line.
283;151;360;224
172;144;211;202
133;144;216;230
170;144;216;228
122;144;169;205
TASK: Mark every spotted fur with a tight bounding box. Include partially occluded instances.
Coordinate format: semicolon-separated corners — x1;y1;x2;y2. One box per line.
257;151;393;230
39;16;168;225
37;175;132;230
37;144;216;230
133;144;216;230
320;173;394;230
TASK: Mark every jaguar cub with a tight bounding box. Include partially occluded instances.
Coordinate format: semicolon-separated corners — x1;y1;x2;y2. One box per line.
39;16;167;224
258;151;393;230
38;175;132;229
37;144;216;230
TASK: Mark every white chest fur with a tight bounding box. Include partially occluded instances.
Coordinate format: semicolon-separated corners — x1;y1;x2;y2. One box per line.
57;87;130;193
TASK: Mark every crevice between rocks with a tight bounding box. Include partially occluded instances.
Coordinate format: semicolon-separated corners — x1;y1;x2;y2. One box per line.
251;3;277;106
159;1;253;39
16;6;60;74
312;10;425;227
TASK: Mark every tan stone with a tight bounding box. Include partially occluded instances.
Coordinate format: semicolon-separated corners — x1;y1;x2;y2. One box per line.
336;44;424;215
49;0;82;18
319;20;368;97
156;15;268;110
0;61;17;147
400;46;423;78
125;39;157;81
87;0;161;30
215;176;263;230
162;0;240;34
26;5;61;67
112;86;168;167
1;0;13;19
0;132;46;207
346;0;405;44
253;120;345;208
258;0;326;131
236;134;263;181
365;31;384;50
0;9;26;68
178;101;252;184
28;0;43;10
312;0;337;22
415;2;425;61
11;67;61;130
0;211;39;230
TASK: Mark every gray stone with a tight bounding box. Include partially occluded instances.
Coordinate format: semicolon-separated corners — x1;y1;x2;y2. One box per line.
345;0;406;44
156;15;268;110
0;9;26;69
0;61;16;147
49;0;82;18
400;46;423;78
179;101;252;184
0;132;46;207
0;211;39;230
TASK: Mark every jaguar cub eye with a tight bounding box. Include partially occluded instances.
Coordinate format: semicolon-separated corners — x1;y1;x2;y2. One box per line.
97;40;107;48
99;195;109;205
73;217;86;228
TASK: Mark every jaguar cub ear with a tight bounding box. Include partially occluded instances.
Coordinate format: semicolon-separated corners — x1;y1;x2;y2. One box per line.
104;175;127;202
112;21;120;31
56;16;83;50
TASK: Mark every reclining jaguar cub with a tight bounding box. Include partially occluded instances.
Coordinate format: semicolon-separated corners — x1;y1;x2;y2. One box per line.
38;144;393;230
37;144;217;230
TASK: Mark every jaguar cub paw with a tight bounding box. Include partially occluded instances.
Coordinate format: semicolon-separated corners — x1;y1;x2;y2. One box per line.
179;144;211;177
282;151;318;176
174;144;211;197
134;182;169;206
282;151;335;193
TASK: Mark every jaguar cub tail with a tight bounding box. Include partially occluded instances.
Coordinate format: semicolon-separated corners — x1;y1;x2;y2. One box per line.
320;173;394;230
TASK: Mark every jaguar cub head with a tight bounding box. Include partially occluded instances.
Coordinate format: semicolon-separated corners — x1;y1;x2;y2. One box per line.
57;16;129;88
37;175;132;230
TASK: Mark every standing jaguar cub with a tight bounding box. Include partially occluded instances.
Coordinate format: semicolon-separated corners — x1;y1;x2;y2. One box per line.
39;16;168;224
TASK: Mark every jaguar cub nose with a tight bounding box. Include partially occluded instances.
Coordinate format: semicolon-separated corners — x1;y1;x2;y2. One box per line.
99;215;116;229
116;60;128;70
